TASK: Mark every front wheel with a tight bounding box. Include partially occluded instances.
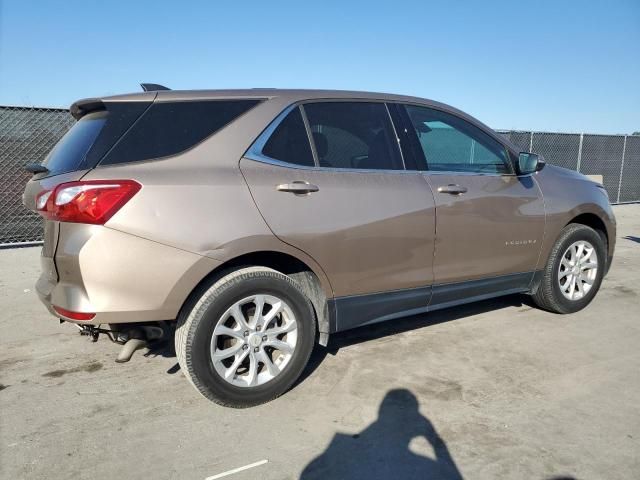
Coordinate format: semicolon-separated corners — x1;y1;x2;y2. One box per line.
175;267;316;407
531;223;606;313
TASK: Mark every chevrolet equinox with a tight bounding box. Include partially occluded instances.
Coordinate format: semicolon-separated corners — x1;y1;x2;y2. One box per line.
23;86;616;407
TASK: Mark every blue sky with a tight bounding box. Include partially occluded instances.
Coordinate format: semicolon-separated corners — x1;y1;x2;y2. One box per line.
0;0;638;134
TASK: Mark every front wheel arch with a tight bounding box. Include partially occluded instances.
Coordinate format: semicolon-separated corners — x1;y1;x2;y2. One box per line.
530;223;606;313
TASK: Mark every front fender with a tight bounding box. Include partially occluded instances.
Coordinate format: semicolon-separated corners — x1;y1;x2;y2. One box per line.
534;166;616;271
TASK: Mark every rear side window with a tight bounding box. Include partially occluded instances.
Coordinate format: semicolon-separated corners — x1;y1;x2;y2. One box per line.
303;102;404;170
43;111;107;176
101;100;260;165
404;105;510;174
262;107;315;166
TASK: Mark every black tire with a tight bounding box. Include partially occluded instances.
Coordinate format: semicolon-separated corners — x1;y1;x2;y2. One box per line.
531;223;606;314
175;267;316;408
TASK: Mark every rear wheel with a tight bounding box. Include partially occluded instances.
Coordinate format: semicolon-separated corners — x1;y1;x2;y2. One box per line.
531;224;606;313
176;267;316;407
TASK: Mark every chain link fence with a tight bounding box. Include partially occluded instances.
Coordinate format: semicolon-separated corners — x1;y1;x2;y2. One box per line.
0;106;638;247
499;130;640;203
0;106;75;246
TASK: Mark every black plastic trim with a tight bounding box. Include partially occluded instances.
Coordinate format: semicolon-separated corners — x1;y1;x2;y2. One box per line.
24;163;49;174
429;271;534;311
331;287;431;332
331;271;537;333
528;270;545;295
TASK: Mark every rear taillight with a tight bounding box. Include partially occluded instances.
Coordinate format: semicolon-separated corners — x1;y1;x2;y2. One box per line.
53;306;95;321
36;180;141;225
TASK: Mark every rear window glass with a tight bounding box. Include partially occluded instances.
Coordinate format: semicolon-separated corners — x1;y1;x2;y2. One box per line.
42;111;107;176
262;107;315;166
101;100;261;165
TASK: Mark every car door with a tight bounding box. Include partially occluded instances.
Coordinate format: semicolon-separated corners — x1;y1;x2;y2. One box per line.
398;103;545;305
240;101;436;330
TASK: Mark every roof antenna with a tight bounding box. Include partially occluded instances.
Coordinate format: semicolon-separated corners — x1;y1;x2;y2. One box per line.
140;83;170;92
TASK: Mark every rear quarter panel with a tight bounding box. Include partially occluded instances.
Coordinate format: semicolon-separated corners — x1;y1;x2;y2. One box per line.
82;97;334;298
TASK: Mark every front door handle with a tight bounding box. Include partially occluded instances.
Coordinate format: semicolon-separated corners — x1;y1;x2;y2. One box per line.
437;184;468;195
276;181;319;194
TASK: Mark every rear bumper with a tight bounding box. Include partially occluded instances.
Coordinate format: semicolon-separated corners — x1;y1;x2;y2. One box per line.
36;225;221;325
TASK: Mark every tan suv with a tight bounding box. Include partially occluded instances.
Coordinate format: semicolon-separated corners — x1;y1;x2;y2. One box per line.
23;87;616;407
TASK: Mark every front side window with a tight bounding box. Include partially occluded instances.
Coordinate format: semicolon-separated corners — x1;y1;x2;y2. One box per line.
404;105;510;174
303;102;404;170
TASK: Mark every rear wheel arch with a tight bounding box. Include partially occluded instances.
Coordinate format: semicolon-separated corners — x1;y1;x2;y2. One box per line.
177;251;333;346
175;266;317;407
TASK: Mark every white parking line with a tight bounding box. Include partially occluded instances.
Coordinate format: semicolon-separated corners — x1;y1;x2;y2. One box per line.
205;459;268;480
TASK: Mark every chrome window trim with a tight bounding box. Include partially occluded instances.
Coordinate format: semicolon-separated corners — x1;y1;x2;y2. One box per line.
244;99;519;178
421;170;511;178
245;100;411;173
245;104;298;165
244;153;418;174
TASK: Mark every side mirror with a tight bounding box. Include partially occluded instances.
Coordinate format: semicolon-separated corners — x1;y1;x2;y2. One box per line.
518;152;546;175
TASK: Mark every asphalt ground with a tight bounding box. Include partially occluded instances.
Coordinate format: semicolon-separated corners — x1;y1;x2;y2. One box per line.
1;204;639;480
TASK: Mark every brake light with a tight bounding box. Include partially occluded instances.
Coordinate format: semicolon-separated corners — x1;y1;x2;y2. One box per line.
53;306;95;321
36;180;141;224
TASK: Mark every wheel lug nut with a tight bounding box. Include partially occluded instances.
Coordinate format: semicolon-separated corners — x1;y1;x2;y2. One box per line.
262;335;267;342
243;331;249;337
242;344;248;350
254;347;259;352
256;325;262;330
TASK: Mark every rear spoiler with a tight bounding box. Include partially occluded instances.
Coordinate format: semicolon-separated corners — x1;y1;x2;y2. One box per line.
69;84;170;119
69;98;105;120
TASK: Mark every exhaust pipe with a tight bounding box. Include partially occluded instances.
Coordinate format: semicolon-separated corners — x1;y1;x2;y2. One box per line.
115;338;147;363
115;326;164;363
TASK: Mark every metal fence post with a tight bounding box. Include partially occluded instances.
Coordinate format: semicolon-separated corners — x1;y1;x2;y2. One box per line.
576;133;584;172
529;131;533;152
616;135;627;204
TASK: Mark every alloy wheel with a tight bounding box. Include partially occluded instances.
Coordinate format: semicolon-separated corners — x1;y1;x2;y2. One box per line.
558;240;598;301
210;294;298;387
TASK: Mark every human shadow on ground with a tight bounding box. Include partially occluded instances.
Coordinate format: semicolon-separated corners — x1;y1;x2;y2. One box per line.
300;388;464;480
623;235;640;244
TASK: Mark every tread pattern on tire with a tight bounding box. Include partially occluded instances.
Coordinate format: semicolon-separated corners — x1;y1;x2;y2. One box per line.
175;266;315;407
531;223;603;314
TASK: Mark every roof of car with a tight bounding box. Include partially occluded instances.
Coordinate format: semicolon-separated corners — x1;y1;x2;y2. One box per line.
71;88;520;153
95;88;451;106
77;88;466;122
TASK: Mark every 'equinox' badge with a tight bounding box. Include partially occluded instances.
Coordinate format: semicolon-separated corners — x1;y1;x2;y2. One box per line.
505;239;537;246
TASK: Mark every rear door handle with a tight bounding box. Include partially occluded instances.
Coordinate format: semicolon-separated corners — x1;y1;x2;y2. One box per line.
276;181;319;194
437;184;468;195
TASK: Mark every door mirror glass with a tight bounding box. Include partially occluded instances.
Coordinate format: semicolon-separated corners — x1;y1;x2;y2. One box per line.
518;152;545;175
